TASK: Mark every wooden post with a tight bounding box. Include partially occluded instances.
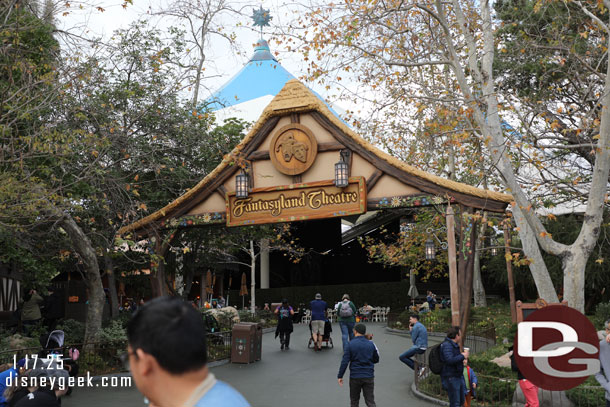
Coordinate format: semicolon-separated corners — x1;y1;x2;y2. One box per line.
504;223;517;323
447;206;460;327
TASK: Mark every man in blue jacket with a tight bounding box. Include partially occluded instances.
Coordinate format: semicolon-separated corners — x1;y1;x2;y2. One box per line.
440;326;469;407
399;314;428;374
595;319;610;406
338;324;379;407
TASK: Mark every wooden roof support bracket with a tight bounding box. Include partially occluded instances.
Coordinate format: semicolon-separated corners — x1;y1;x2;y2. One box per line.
366;169;384;193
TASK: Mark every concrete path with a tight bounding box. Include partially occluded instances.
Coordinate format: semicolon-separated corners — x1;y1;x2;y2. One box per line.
63;322;440;407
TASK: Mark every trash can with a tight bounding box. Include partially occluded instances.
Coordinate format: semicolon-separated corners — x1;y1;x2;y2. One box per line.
231;323;256;364
253;323;262;361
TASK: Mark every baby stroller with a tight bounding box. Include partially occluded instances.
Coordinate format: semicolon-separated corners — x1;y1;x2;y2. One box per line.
39;330;80;394
308;320;333;349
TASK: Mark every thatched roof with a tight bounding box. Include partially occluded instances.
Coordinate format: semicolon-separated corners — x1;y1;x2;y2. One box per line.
119;80;512;235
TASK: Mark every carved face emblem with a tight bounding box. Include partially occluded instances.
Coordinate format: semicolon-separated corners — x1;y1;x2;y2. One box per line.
275;132;309;163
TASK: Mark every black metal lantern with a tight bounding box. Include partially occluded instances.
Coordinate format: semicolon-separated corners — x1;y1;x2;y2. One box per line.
491;246;499;256
235;170;249;199
425;238;436;260
334;159;349;188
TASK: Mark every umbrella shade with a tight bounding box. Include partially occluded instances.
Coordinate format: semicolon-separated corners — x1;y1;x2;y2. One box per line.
408;269;419;298
205;270;213;294
239;272;248;296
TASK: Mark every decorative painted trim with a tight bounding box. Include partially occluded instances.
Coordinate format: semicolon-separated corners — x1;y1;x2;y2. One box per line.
367;194;449;210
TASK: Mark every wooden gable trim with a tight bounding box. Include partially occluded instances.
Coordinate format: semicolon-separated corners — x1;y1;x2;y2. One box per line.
247;141;345;162
310;111;507;213
366;170;384;193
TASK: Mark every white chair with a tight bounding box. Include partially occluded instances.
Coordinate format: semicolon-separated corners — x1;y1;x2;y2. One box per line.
302;309;311;324
372;307;381;322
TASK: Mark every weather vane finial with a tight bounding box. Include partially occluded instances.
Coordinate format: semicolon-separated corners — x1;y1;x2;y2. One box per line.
251;6;272;38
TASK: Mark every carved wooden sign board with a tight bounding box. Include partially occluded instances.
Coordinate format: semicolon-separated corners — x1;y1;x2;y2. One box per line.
226;177;366;227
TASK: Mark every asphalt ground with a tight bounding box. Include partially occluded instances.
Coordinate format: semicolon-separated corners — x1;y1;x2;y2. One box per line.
62;322;441;407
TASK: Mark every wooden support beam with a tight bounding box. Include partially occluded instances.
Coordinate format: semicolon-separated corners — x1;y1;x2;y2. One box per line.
216;185;228;200
504;222;517;323
247;141;345;161
291;113;300;123
317;141;345;152
366;170;384;193
447;206;460;327
247;151;270;161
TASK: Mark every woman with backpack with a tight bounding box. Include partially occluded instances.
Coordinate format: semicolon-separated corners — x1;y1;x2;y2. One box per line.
336;294;358;350
274;299;294;350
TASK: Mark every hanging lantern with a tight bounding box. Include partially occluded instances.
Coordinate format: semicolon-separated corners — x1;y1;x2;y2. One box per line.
491;246;499;256
334;159;349;188
235;170;249;199
425;238;436;260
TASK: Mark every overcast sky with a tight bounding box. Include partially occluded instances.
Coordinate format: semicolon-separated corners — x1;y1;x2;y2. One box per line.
56;0;329;104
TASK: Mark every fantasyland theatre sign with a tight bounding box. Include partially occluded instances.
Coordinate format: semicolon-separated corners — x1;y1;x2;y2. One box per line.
226;178;366;226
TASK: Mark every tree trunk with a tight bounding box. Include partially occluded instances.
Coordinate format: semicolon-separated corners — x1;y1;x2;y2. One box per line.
59;214;105;344
250;240;256;315
511;207;559;303
472;241;487;308
103;252;119;318
562;249;587;311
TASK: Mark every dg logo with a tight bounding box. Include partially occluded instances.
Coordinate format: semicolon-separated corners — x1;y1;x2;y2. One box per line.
514;305;600;391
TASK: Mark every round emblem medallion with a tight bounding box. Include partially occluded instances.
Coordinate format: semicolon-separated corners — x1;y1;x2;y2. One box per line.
269;124;318;176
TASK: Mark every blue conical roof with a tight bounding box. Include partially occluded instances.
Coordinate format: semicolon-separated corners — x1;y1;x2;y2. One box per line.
207;38;295;111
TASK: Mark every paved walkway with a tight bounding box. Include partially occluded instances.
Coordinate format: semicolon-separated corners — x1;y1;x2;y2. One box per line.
63;322;440;407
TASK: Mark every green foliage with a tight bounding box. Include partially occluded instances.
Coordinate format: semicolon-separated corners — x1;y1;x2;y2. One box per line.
56;319;86;344
566;376;606;406
359;209;449;281
594;302;610;329
99;320;128;344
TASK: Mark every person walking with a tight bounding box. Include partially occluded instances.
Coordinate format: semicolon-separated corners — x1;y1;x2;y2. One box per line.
595;319;610;407
336;294;358;350
274;299;294;350
399;314;428;375
510;345;539;407
337;323;379;407
440;326;469;407
310;293;327;351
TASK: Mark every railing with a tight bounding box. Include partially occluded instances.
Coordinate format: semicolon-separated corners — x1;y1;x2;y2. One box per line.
206;331;232;362
0;331;234;376
415;370;605;406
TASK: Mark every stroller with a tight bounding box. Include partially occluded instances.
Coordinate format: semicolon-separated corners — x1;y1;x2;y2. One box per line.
308;320;333;349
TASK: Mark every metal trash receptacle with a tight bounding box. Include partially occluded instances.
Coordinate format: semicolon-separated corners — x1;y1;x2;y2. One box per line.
236;322;262;361
231;323;256;363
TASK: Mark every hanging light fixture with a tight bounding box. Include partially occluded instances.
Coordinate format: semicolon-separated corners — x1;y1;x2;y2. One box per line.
334;150;349;188
425;238;436;260
235;169;249;199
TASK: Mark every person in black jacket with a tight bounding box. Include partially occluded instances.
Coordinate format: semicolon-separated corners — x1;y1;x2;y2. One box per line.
440;326;469;407
274;299;294;350
337;324;380;407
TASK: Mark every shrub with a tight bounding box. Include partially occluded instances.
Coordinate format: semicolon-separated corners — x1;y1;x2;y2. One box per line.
594;302;610;329
99;319;127;344
56;319;85;344
566;376;606;406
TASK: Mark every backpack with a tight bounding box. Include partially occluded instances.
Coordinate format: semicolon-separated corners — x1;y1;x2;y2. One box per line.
428;344;443;375
339;301;353;318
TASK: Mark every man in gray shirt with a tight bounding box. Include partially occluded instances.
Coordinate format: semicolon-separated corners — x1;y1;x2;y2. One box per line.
595;319;610;407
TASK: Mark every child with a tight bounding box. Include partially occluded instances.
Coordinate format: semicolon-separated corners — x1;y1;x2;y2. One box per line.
463;358;478;407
